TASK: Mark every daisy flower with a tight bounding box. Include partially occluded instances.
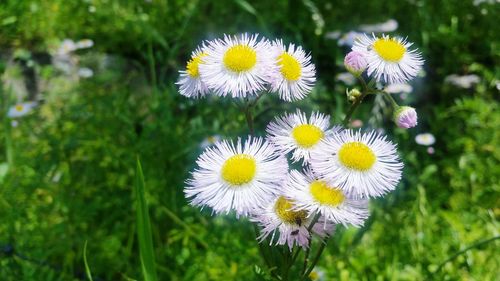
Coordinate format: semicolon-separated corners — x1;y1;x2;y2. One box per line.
176;46;210;98
7;102;37;118
185;137;288;216
268;40;316;101
310;130;403;198
266;110;340;164
285;169;369;227
252;195;334;250
353;34;423;84
199;34;274;98
415;133;435;146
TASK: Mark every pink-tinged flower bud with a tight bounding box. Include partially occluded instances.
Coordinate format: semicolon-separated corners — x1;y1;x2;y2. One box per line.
344;51;367;76
394;106;418;129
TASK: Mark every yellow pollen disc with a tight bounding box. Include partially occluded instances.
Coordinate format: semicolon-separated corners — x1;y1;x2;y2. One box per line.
221;154;257;186
309;272;319;281
274;196;307;225
223;44;257;72
186;53;207;78
338;141;376;171
292;124;324;148
309;181;345;206
15;105;24;111
278;52;301;81
373;38;406;62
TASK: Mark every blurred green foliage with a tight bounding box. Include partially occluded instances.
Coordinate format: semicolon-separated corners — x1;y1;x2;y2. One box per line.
0;0;499;280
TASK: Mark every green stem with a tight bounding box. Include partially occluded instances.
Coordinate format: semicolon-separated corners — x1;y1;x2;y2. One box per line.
342;91;369;126
302;236;330;280
382;91;399;109
244;103;255;136
432;236;500;274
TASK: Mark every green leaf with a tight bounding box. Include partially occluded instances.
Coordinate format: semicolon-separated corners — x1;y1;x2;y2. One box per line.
135;158;159;281
83;240;94;281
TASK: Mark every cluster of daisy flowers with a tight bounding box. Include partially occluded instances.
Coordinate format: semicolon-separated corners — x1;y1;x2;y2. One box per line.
184;109;404;250
178;33;423;261
176;33;315;102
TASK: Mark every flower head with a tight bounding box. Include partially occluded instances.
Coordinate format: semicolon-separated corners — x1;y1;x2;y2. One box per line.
185;137;288;216
266;110;340;164
394;106;418;129
199;34;274;98
415;133;435;146
310;130;403;198
344;51;367;76
252;195;334;250
7;102;37;118
353;34;423;84
176;46;210;98
268;40;316;101
285;169;369;227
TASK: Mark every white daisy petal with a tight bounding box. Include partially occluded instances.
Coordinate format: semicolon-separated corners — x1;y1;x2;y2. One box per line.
268;40;316;101
266;110;341;164
176;45;210;98
352;34;423;84
7;102;37;118
185;136;289;216
251;195;335;250
199;33;274;98
310;130;403;198
285;169;369;227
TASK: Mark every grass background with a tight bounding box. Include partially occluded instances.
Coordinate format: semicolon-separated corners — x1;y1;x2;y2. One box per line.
0;0;499;280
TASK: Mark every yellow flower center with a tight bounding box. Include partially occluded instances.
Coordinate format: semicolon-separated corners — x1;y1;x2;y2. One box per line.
223;44;257;72
338;142;376;171
373;38;406;62
186;53;207;78
274;196;307;225
292;124;324;148
15;104;24;112
309;180;345;206
221;154;257;186
309;272;319;280
278;52;301;81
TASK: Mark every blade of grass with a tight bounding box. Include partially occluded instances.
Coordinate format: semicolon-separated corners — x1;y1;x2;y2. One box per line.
83;240;94;281
135;158;159;281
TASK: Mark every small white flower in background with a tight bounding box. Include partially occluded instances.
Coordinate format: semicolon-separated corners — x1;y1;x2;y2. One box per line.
394;106;418;129
309;267;327;281
78;67;94;78
200;135;222;149
344;51;367;76
310;130;403;198
427;147;435;154
385;83;413;94
495;80;500;91
199;33;274;98
11;120;19;127
350;119;363;128
337;31;364;47
285;169;369;227
359;19;399;33
7;102;37;118
415;133;435;146
353;34;424;84
336;72;357;85
57;39;77;55
266;110;340;164
185;137;288;216
76;39;94;49
252;195;334;250
268;40;316;101
176;45;210;98
444;74;480;89
324;30;341;40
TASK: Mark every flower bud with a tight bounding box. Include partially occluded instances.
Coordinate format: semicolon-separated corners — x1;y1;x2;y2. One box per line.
344;51;367;76
394;106;418;129
346;88;361;102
